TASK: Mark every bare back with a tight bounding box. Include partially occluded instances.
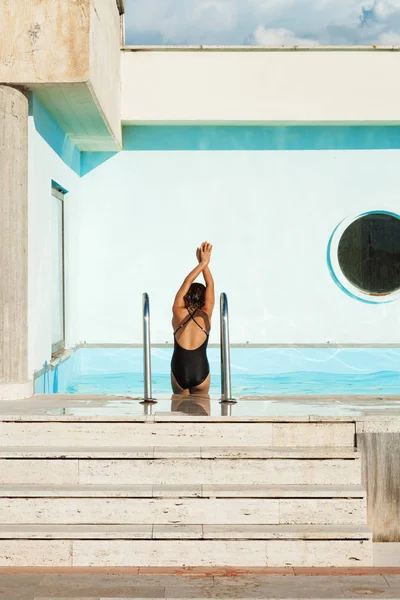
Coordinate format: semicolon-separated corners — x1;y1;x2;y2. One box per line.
172;309;211;350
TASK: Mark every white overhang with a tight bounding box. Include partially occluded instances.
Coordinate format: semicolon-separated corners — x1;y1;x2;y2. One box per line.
121;47;400;125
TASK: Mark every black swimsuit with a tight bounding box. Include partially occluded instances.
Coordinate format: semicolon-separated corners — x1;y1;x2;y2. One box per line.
171;310;210;390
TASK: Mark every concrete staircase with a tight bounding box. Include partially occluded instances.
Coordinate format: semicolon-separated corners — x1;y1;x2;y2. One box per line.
0;413;372;567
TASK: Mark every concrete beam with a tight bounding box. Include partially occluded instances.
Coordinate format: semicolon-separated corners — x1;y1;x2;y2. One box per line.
121;50;400;124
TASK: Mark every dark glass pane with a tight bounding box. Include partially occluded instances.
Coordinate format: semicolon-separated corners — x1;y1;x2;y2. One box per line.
338;213;400;295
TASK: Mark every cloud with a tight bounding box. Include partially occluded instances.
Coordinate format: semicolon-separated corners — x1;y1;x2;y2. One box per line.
125;0;240;44
376;29;400;41
251;25;319;46
372;0;400;19
124;0;400;46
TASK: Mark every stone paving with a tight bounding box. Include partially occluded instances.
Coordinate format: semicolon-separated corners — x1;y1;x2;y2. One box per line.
2;569;400;599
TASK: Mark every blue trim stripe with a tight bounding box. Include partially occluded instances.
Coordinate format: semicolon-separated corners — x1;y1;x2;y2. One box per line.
121;125;400;152
359;209;400;219
51;179;69;195
80;125;400;175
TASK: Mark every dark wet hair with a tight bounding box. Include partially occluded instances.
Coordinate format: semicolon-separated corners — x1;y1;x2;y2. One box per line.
184;283;206;311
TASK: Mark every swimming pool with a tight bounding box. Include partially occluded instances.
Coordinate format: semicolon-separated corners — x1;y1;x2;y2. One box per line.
35;346;400;396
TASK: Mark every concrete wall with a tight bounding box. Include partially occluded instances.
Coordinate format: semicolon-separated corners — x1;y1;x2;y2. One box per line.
28;108;80;375
89;0;122;146
121;50;400;124
0;0;90;84
73;126;400;345
357;423;400;542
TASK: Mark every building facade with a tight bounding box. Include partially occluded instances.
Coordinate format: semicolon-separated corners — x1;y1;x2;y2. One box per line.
1;0;400;399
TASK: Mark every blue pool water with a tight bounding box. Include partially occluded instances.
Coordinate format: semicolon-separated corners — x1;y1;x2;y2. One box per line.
35;347;400;396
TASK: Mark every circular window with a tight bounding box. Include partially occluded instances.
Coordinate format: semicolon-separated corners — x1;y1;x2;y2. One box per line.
328;211;400;303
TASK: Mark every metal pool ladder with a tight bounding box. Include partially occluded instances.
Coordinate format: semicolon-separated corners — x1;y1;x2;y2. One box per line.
140;293;157;405
220;293;237;405
141;292;235;406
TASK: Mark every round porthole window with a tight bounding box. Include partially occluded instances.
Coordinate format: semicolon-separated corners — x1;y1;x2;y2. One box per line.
328;211;400;303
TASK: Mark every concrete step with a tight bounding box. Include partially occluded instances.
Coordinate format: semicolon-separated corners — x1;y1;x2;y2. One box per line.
0;445;359;458
0;458;361;486
0;525;373;567
0;421;355;447
0;523;372;539
0;453;361;486
0;483;367;498
0;496;366;525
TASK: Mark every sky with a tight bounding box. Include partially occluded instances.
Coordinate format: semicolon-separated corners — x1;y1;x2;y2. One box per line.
124;0;400;46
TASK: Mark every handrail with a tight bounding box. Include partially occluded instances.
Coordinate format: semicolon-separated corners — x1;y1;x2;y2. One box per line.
140;293;157;404
220;293;237;404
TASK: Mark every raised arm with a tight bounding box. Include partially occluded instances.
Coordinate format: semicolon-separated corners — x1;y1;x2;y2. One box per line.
199;243;215;316
173;260;208;311
202;266;215;316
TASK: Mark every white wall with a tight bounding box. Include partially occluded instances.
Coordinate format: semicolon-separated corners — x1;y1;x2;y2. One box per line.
73;147;400;345
121;50;400;124
28;119;80;374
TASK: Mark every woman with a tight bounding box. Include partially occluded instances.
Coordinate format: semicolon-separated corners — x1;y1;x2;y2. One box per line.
171;242;214;395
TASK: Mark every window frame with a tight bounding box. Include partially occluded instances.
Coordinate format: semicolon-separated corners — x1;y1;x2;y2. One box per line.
51;186;66;356
327;210;400;304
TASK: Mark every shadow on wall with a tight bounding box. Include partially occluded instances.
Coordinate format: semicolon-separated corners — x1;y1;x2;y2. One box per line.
29;95;81;175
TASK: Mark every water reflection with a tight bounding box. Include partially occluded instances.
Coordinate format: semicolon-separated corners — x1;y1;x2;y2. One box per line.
171;394;211;416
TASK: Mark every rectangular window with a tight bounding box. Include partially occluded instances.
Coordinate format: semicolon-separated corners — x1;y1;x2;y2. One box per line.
51;186;65;355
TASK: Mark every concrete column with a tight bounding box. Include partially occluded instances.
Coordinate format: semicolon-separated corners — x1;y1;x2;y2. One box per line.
0;85;31;400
